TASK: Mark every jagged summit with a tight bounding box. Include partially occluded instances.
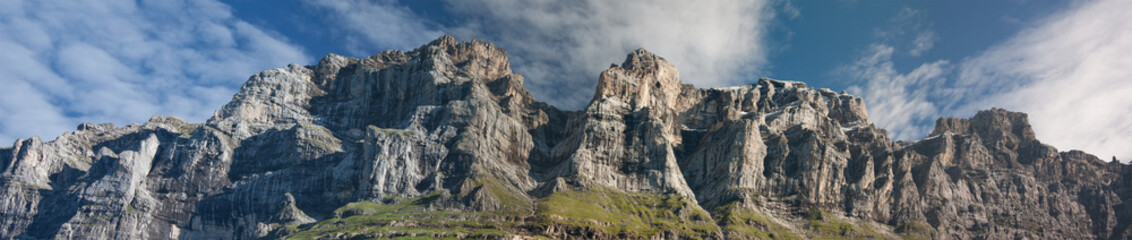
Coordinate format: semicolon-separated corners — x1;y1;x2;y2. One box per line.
619;48;667;71
931;108;1037;140
428;34;458;48
593;47;687;109
1;36;1129;240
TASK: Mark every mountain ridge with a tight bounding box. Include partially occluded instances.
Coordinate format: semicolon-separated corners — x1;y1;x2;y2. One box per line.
1;35;1129;239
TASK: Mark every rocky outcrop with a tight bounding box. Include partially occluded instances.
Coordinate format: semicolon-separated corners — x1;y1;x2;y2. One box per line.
882;109;1129;239
1;36;1128;240
545;49;698;199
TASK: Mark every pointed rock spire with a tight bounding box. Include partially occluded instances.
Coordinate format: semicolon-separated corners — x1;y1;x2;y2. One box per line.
592;48;686;111
426;34;458;48
620;48;664;71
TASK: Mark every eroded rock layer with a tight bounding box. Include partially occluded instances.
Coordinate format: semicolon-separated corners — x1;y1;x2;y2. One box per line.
1;36;1129;240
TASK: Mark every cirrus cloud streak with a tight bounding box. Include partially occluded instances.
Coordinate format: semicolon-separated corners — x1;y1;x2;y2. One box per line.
0;0;308;144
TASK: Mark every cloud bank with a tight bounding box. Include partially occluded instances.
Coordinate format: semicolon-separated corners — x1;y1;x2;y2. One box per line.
842;45;949;140
0;0;307;143
310;0;778;109
848;0;1132;160
843;8;949;140
444;0;776;109
955;0;1132;160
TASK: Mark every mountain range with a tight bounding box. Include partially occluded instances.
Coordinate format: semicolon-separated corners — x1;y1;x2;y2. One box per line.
1;36;1129;239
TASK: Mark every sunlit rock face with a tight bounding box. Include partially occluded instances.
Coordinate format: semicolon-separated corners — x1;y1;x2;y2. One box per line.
1;36;1129;240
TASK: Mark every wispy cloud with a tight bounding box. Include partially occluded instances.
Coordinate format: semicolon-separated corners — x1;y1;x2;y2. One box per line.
841;45;950;140
909;31;936;57
873;8;936;57
953;0;1132;160
0;0;308;143
309;0;779;109
846;0;1132;160
304;0;445;55
844;8;948;140
445;0;777;109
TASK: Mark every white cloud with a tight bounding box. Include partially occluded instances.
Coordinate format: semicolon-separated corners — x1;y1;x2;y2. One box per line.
305;0;445;55
909;31;936;57
841;45;950;140
306;0;780;109
953;0;1132;160
2;0;779;143
0;0;308;144
873;8;935;57
843;8;950;141
445;0;776;109
847;0;1132;160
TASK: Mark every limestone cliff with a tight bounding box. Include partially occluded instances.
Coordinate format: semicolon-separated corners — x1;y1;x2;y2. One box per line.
1;36;1129;240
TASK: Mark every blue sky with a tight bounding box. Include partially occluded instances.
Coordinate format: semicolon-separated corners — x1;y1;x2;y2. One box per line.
2;0;1130;161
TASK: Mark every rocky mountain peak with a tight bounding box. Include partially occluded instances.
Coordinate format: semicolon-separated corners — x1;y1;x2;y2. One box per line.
619;48;665;71
593;48;687;112
549;48;697;200
930;108;1038;148
426;34;458;48
932;108;1034;137
970;108;1036;139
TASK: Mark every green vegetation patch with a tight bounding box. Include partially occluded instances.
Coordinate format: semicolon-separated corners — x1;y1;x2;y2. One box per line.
284;193;510;240
713;201;802;240
534;185;719;239
298;121;342;152
174;123;201;138
803;208;885;239
368;125;413;137
200;124;236;145
895;221;935;240
468;175;533;216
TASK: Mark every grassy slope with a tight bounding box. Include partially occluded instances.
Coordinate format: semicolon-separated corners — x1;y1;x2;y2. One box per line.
532;185;720;239
713;201;804;240
283;193;511;240
802;209;889;240
284;183;910;239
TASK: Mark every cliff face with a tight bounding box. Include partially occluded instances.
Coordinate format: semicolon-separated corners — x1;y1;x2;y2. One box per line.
1;36;1129;240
